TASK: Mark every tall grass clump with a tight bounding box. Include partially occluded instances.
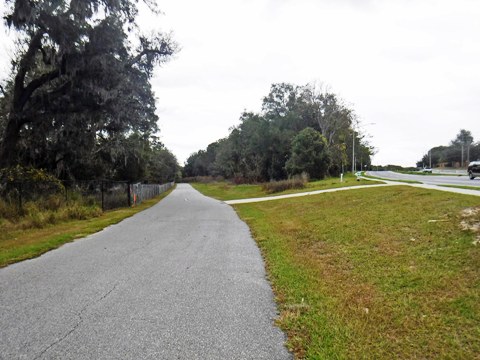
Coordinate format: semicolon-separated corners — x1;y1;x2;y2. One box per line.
262;173;309;194
0;166;102;231
0;197;21;220
5;199;102;230
64;203;102;220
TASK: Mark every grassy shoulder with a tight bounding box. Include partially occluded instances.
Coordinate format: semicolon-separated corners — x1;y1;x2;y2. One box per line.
0;186;175;268
233;186;480;359
363;174;422;184
191;175;381;201
399;170;465;177
439;184;480;191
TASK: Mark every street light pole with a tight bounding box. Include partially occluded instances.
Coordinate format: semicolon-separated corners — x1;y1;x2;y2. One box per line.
467;142;471;165
461;144;464;168
352;129;355;174
352;122;375;174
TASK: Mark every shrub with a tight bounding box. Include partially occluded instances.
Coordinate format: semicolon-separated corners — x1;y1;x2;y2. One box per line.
262;176;307;194
0;196;102;232
65;204;102;220
232;176;249;185
0;198;20;219
0;166;64;192
44;194;65;211
46;211;57;225
19;202;44;228
80;195;99;207
28;212;45;229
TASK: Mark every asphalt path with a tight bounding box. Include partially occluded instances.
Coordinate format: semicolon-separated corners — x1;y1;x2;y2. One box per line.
367;171;480;187
0;184;291;359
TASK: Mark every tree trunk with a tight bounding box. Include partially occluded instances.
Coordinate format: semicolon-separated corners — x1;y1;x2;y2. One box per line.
0;114;23;168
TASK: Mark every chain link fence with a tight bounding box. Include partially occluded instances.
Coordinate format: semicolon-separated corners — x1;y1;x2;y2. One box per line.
130;183;173;206
0;180;174;211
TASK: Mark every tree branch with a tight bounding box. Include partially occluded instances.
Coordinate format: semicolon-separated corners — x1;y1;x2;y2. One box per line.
127;41;174;68
18;68;61;110
13;29;46;109
40;46;52;65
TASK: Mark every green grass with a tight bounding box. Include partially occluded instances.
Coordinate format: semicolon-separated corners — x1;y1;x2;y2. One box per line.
439;184;480;191
364;174;422;184
191;175;381;201
0;186;175;267
229;186;480;359
191;182;266;200
398;170;437;176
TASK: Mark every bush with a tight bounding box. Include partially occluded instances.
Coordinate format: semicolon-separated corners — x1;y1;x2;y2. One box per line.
0;198;20;219
0;196;102;231
64;204;102;220
44;194;65;211
0;166;64;192
80;195;98;207
232;176;250;185
262;176;308;194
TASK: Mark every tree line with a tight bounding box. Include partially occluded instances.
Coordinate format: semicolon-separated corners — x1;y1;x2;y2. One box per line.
0;0;180;183
184;83;374;182
417;129;480;168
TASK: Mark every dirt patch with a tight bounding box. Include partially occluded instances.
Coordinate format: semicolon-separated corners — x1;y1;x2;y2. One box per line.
461;207;480;217
460;207;480;245
460;221;480;232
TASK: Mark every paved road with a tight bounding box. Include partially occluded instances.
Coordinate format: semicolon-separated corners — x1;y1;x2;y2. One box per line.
0;184;291;359
367;171;480;187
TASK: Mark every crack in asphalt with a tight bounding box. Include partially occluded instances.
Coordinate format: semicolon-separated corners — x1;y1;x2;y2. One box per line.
2;184;291;359
33;282;119;360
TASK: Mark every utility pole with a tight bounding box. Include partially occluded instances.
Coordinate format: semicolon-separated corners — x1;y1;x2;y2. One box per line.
467;142;471;164
352;129;355;174
352;122;375;174
461;144;464;168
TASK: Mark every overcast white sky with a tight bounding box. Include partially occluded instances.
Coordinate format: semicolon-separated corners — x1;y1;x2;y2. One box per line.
1;0;479;167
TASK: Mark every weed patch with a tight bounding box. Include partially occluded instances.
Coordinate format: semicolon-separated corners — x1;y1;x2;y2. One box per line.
262;177;307;194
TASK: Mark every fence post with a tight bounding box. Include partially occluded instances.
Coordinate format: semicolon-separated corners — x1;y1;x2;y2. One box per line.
127;182;131;207
64;181;68;203
101;180;105;211
18;182;23;211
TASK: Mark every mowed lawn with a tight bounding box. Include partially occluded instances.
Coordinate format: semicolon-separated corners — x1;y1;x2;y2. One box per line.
191;176;379;201
225;185;480;359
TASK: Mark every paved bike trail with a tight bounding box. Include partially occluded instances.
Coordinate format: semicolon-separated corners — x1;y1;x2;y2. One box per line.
0;184;291;359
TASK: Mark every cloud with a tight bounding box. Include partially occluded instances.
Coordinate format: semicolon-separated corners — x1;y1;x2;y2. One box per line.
2;0;479;167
